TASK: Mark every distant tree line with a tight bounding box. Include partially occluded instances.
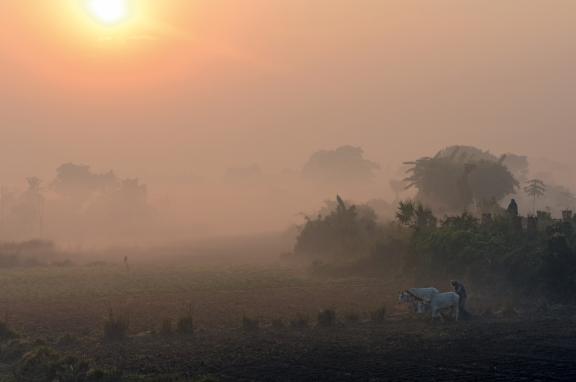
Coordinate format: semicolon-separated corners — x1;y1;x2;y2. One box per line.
0;163;154;243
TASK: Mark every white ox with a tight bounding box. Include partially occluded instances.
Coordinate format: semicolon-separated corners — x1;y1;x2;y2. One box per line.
398;287;439;313
399;288;460;321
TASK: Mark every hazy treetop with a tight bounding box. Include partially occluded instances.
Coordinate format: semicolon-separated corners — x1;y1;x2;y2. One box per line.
302;146;380;184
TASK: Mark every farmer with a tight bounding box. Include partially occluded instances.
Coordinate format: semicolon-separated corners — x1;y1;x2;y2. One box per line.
507;198;519;217
451;280;468;317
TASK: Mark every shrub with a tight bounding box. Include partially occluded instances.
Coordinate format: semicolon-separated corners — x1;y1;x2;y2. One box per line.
15;346;91;382
0;338;34;362
295;196;383;259
86;367;123;381
317;309;337;327
57;333;80;347
103;311;129;341
370;306;387;323
176;316;194;336
289;315;309;329
160;319;173;337
0;320;17;341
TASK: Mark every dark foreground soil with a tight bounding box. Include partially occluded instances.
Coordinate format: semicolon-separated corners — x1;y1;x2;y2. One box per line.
1;264;576;381
58;318;574;382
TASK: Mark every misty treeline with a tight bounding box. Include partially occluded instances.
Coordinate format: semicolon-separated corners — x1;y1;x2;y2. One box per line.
295;145;576;301
0;163;154;244
295;195;576;301
401;145;575;216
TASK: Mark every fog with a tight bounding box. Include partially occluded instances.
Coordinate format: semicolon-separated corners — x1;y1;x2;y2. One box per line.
1;0;576;246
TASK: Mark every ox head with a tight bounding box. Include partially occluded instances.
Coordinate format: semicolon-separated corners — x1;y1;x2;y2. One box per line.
398;291;412;304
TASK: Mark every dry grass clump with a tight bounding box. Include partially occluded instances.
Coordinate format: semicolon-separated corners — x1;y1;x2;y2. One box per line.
317;309;337;327
0;320;17;341
344;311;361;324
370;305;387;323
160;318;174;337
103;310;129;341
177;315;195;336
289;315;310;329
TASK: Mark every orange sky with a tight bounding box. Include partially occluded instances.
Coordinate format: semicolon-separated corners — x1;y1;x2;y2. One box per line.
1;0;576;237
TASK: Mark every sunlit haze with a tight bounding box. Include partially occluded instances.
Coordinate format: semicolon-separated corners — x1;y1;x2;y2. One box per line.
1;0;576;244
2;3;576;380
86;0;130;25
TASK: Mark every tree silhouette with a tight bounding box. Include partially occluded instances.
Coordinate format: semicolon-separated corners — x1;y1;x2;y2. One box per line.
302;146;379;184
524;179;546;215
396;200;436;229
404;146;517;212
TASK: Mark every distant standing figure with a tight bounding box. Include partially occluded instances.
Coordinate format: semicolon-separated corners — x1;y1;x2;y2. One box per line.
451;280;467;316
507;199;519;217
124;256;130;272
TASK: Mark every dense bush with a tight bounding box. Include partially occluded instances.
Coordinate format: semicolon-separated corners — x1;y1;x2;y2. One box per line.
295;196;384;259
297;195;576;302
400;203;576;300
404;145;518;212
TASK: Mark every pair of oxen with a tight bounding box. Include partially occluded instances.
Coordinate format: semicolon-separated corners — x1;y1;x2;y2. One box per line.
399;287;460;320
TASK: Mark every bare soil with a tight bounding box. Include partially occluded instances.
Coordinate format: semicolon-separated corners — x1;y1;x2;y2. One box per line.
1;263;576;381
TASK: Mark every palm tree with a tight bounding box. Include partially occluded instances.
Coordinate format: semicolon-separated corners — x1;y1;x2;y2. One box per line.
396;200;415;226
524;179;546;215
396;200;436;229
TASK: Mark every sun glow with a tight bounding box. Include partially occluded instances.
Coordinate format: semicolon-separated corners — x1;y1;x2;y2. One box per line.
86;0;129;25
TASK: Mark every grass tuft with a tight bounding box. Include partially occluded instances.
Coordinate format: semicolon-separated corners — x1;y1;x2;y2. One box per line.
103;310;129;341
0;320;17;341
289;315;309;329
344;311;361;324
317;309;337;327
160;318;174;337
176;315;194;336
370;305;387;323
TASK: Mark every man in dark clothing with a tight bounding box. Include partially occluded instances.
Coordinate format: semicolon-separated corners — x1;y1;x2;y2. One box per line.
507;199;519;217
451;280;468;317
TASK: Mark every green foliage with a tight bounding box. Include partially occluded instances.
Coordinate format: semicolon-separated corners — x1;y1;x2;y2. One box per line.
298;191;576;301
404;206;576;300
404;146;518;212
302;145;379;184
0;321;17;341
524;179;546;198
525;179;546;214
14;346;92;382
396;200;437;229
295;196;382;258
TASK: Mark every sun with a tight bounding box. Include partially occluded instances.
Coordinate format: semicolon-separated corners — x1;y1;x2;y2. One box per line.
86;0;130;25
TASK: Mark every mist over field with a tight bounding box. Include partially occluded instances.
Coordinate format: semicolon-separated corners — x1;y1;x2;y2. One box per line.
1;1;576;381
2;1;576;249
0;145;574;250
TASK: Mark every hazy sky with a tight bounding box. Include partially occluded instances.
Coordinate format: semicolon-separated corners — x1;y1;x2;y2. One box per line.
1;1;575;232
